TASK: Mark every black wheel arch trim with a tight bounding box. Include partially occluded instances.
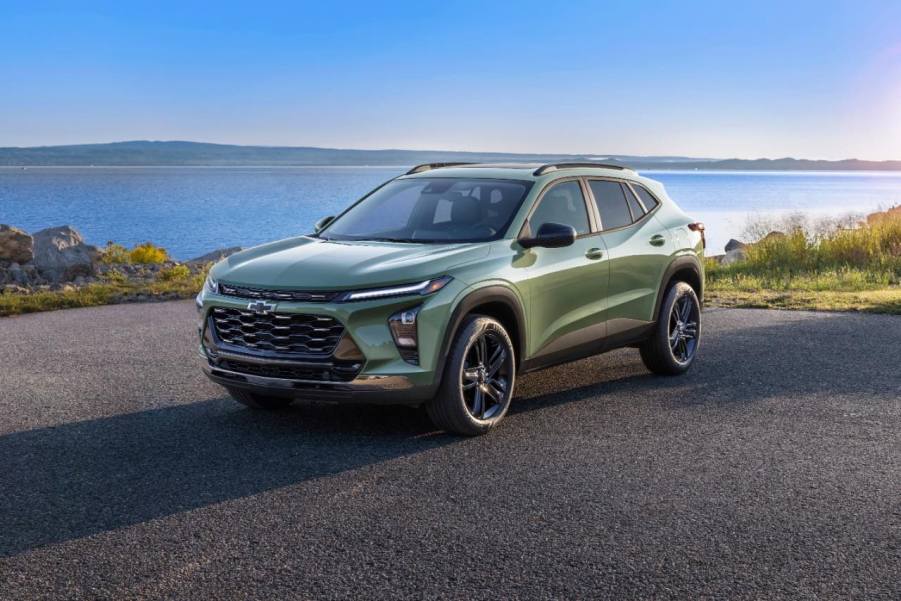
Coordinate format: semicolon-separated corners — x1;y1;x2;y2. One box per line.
654;254;704;320
435;285;527;381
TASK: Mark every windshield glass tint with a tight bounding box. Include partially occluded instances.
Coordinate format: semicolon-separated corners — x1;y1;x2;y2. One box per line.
322;178;532;243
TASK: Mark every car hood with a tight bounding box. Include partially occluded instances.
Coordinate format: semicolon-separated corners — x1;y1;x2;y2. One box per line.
211;236;489;290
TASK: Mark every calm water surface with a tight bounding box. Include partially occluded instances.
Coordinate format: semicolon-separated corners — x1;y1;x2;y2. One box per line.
1;167;899;258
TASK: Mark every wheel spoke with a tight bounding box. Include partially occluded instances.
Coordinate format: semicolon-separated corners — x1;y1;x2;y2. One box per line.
476;335;487;366
471;388;484;417
677;337;688;360
487;347;506;377
484;382;503;402
680;297;693;322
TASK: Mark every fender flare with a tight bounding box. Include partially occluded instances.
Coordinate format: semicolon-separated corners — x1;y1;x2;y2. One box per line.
435;285;527;379
653;254;704;320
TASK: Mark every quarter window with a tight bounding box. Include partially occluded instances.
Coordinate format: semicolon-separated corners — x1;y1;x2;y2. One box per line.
624;186;646;221
632;184;661;211
529;181;590;235
588;180;632;230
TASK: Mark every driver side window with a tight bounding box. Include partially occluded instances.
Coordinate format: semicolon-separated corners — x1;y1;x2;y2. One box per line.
529;181;590;235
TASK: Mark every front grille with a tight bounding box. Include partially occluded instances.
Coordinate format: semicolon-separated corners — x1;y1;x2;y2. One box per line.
219;283;341;303
216;359;361;382
211;307;344;355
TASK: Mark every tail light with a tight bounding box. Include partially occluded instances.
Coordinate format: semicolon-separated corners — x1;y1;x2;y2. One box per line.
688;222;706;249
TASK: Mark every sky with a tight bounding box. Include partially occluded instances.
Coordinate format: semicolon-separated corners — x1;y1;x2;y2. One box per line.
1;0;900;160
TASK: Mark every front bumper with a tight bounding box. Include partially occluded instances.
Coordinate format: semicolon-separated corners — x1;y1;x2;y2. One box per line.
201;361;432;404
196;283;462;405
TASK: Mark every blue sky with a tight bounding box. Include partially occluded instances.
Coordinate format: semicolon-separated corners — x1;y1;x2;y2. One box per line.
1;0;900;159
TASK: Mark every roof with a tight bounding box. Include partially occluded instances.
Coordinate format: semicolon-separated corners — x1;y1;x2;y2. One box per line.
400;162;638;182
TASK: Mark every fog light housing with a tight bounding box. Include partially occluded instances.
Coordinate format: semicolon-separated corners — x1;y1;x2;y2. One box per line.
388;306;421;365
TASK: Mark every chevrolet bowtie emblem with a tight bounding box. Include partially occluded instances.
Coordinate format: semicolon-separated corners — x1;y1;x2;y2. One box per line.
247;300;277;315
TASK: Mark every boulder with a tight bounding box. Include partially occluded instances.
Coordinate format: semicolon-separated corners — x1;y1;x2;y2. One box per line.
724;238;747;253
32;226;99;283
0;225;34;264
188;247;243;265
721;247;748;265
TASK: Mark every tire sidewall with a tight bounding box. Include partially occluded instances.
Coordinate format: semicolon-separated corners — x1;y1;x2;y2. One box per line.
660;282;701;371
442;316;516;433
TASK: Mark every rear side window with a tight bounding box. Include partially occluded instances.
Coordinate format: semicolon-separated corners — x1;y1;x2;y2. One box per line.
588;180;632;230
632;184;661;211
529;181;590;235
624;186;646;221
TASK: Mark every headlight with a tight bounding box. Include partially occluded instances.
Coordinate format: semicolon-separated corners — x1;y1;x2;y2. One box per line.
338;276;452;302
204;274;219;295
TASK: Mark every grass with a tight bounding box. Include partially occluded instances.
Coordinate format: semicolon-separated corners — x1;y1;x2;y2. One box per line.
707;211;901;314
0;271;205;317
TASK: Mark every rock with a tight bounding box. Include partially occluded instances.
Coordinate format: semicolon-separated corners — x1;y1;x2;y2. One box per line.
0;225;34;263
32;226;99;283
761;231;786;241
721;247;748;265
724;239;747;252
188;247;242;264
2;284;30;295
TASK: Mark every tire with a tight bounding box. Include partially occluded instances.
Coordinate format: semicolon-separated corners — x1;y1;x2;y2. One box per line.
426;315;516;436
639;281;701;375
226;386;295;410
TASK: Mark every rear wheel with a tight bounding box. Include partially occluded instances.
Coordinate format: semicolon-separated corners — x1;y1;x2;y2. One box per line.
426;315;516;436
226;387;295;410
639;281;701;375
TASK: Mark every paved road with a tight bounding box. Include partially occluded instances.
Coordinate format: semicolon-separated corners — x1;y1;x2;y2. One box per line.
0;302;899;600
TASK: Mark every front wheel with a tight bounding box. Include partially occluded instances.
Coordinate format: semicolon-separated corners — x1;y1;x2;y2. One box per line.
426;315;516;436
639;281;701;375
226;386;295;410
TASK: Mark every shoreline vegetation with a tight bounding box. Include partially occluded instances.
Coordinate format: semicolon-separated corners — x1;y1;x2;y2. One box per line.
1;207;899;317
705;207;901;313
2;140;901;171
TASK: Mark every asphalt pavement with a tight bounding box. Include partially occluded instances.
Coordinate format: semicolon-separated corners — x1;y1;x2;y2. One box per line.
1;301;899;600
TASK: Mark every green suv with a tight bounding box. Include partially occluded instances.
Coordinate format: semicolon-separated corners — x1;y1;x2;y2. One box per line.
197;162;705;435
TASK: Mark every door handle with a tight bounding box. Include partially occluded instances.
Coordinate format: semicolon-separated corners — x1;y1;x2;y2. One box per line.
585;247;604;260
649;234;666;247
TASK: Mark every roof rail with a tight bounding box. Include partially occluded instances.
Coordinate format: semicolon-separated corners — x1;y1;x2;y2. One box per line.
405;162;476;175
533;162;631;176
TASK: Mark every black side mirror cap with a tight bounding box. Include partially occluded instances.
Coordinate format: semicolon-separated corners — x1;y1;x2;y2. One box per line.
314;215;335;233
519;222;577;249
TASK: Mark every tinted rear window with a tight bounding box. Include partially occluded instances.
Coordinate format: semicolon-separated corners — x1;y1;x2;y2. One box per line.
588;180;632;230
632;184;661;211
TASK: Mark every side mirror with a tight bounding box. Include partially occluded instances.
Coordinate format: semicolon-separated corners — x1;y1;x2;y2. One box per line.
314;215;335;233
519;222;577;249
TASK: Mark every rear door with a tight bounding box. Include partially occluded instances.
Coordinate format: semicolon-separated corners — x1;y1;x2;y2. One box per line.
585;179;673;334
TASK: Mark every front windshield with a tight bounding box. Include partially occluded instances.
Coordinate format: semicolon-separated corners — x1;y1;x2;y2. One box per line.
320;177;533;243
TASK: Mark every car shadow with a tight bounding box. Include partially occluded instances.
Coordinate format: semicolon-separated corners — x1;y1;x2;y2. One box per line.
2;309;898;558
0;400;452;557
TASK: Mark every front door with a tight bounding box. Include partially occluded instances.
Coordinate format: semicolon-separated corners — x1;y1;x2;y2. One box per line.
518;179;610;362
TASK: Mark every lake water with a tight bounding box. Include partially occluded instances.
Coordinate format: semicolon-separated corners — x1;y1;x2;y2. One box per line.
1;167;899;259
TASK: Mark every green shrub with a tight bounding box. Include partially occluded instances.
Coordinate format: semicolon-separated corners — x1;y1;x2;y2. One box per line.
129;242;169;264
158;264;191;281
100;242;130;264
710;211;901;291
101;270;128;284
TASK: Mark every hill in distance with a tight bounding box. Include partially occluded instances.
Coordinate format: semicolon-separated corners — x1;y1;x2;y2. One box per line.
0;140;899;171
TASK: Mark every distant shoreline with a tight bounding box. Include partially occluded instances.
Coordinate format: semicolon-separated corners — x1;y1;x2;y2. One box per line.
3;165;901;174
2;140;900;171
